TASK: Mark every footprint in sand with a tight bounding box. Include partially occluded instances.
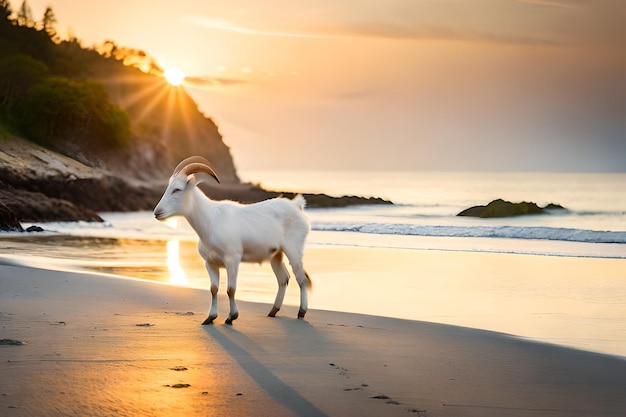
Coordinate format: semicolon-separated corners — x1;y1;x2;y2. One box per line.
0;339;24;345
164;383;190;388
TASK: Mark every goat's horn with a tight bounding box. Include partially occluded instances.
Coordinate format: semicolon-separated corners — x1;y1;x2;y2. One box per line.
172;156;212;175
182;162;220;184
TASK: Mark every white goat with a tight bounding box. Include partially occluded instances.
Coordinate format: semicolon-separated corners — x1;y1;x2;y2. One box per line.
154;156;312;325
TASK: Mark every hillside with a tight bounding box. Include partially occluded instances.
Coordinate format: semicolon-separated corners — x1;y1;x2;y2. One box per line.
0;2;238;227
0;3;239;183
0;3;390;230
94;66;239;183
0;136;391;231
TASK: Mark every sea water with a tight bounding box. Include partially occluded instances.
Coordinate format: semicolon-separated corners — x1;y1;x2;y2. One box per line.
3;171;626;357
244;171;626;255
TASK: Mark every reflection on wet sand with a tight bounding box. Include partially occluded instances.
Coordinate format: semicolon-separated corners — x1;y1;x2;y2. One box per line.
0;235;207;285
167;240;188;286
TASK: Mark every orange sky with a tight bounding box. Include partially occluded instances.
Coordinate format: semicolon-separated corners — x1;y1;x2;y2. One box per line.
22;0;626;172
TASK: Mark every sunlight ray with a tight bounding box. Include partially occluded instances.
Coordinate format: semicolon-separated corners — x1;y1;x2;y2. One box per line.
178;87;201;146
99;75;164;108
163;85;178;142
133;82;171;127
118;80;166;109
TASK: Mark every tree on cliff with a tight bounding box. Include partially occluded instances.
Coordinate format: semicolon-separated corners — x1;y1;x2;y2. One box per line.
16;0;32;27
42;6;56;34
0;0;11;22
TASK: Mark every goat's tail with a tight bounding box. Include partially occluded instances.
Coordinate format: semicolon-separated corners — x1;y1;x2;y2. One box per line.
292;194;306;211
305;270;312;290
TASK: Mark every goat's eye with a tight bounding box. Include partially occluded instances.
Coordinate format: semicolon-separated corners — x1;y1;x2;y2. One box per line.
172;188;182;194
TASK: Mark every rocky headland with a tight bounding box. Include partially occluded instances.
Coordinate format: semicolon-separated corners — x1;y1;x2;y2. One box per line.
0;11;391;232
0;137;391;231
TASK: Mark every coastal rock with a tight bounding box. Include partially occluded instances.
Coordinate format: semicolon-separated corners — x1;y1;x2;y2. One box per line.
544;203;566;210
458;199;565;218
0;139;154;222
0;200;24;232
0;185;103;223
0;139;393;224
198;184;393;208
300;193;392;208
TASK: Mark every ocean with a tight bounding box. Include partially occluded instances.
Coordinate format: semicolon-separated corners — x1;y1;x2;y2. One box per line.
2;171;626;357
244;170;626;256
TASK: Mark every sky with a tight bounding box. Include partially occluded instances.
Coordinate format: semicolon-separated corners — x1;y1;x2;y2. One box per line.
22;0;626;172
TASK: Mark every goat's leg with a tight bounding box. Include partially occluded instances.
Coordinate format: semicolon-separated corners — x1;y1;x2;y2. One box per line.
202;262;220;325
224;261;240;325
284;250;309;319
268;251;290;317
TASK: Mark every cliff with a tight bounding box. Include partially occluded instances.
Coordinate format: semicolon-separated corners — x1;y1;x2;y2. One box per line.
86;62;240;183
0;8;391;231
0;137;391;230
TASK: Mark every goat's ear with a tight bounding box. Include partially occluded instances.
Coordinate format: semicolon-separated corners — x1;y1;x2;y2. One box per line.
185;173;197;187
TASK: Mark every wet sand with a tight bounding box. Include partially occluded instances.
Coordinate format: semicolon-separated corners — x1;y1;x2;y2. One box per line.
2;250;626;417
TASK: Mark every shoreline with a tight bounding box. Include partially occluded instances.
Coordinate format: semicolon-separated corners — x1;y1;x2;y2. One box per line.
2;261;626;416
1;233;625;358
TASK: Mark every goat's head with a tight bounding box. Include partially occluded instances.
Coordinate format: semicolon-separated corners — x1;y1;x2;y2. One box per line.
153;157;220;221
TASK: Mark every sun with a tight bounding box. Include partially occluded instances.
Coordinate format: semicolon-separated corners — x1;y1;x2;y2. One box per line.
164;67;185;86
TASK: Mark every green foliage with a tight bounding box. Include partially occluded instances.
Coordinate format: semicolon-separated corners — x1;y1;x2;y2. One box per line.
0;1;132;152
0;53;48;108
14;77;130;149
0;122;11;139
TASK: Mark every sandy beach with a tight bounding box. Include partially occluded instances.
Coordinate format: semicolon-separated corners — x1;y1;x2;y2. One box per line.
2;246;626;417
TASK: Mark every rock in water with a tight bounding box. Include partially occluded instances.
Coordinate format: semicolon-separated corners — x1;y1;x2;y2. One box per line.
458;199;565;218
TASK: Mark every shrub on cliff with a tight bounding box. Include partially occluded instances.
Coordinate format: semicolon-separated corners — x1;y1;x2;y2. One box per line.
0;53;49;109
13;76;131;150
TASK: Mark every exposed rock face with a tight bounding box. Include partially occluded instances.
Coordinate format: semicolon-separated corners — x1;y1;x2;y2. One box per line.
0;138;393;226
0;138;159;225
0;184;103;223
93;65;239;184
0;200;23;232
458;199;566;218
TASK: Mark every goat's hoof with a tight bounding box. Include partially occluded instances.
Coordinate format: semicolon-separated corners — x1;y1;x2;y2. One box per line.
297;309;307;319
268;307;280;317
225;312;239;325
202;315;217;325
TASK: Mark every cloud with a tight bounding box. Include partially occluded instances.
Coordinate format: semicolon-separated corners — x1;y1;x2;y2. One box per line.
184;76;247;88
190;15;562;46
337;21;564;45
513;0;585;8
189;17;333;39
188;0;626;48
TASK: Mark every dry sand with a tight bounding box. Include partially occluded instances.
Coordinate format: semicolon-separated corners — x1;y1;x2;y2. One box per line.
2;253;626;417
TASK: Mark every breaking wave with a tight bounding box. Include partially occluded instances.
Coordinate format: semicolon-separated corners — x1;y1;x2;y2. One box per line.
312;222;626;245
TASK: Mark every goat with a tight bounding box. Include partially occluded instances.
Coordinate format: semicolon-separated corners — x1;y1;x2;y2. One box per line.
153;156;312;325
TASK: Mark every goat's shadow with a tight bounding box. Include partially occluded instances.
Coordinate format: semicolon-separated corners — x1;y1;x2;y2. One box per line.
203;320;330;417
